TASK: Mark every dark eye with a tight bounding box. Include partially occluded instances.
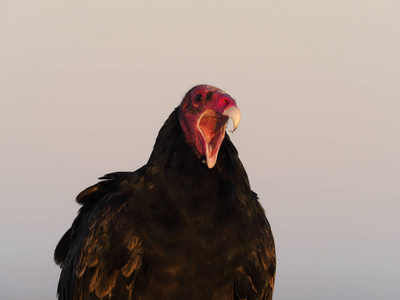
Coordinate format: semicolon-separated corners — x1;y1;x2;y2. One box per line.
194;93;203;103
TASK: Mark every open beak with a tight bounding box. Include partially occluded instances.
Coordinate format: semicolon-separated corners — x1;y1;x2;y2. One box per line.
199;106;241;169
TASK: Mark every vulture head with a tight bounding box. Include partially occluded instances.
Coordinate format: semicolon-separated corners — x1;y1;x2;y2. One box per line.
179;84;241;169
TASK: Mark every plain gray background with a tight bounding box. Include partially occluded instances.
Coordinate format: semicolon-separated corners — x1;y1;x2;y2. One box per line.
1;1;399;299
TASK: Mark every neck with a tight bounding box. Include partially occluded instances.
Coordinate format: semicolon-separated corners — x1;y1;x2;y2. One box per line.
146;107;250;193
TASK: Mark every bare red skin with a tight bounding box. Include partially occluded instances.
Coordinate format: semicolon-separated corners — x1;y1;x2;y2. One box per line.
179;85;238;168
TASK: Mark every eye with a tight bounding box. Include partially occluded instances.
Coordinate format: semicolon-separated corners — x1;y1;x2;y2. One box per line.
194;93;203;104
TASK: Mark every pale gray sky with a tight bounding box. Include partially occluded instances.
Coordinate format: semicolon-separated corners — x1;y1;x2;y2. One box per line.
1;1;399;299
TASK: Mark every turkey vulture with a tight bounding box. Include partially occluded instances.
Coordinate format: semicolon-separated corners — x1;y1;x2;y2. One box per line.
54;84;276;299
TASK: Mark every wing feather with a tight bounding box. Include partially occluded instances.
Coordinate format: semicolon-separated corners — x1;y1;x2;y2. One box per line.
74;193;144;298
56;172;145;300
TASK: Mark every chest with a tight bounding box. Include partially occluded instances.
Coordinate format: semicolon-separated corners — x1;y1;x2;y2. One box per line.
139;195;258;274
134;212;257;299
126;180;263;298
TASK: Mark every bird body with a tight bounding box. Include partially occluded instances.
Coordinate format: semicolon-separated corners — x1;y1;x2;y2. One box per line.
55;85;275;299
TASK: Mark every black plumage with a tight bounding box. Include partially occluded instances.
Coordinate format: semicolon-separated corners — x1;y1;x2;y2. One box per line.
55;85;275;299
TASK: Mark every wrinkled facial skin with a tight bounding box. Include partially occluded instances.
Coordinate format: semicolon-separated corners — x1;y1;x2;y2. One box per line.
179;85;241;169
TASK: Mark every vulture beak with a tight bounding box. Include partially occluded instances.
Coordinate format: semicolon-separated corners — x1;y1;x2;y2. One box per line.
202;105;241;169
223;106;241;133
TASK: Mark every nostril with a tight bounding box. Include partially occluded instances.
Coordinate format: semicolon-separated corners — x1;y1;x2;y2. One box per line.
219;97;230;107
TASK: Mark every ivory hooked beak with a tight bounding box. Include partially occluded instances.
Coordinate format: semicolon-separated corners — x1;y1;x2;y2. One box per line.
223;106;241;132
